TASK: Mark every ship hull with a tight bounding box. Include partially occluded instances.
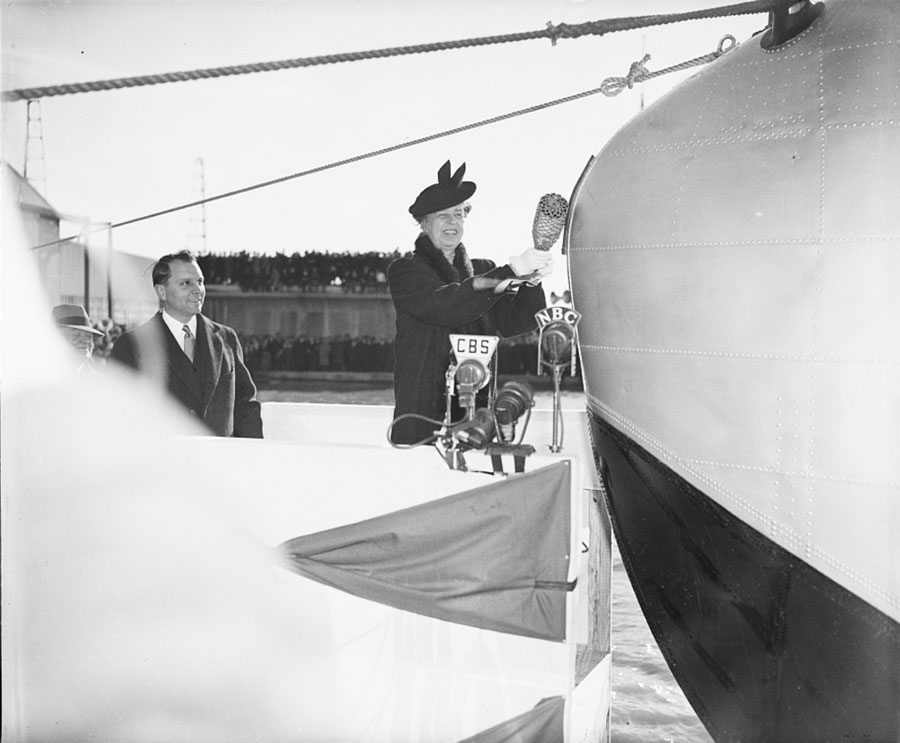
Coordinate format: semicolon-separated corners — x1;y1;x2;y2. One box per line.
567;0;900;739
589;411;899;742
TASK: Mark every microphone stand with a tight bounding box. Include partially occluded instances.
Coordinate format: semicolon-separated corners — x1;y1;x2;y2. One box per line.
536;317;580;454
445;442;467;472
439;364;468;471
549;363;565;453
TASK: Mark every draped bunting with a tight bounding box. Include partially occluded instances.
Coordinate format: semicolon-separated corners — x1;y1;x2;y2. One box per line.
278;461;573;641
457;696;564;743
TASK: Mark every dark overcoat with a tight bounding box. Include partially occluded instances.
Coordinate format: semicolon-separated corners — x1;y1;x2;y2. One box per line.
388;234;546;444
109;312;263;438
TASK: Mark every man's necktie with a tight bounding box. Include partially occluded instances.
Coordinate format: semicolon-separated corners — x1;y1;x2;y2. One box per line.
182;325;195;362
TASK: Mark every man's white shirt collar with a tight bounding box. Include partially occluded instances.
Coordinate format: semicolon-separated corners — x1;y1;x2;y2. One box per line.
160;310;197;351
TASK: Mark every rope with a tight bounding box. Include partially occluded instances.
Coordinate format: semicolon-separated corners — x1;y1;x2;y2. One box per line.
2;0;781;103
18;82;632;248
28;32;744;252
600;34;737;96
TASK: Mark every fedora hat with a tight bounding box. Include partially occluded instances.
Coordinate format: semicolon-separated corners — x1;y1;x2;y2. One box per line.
52;304;104;336
408;160;476;220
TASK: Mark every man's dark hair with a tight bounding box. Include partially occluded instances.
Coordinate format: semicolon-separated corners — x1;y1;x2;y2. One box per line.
152;250;197;287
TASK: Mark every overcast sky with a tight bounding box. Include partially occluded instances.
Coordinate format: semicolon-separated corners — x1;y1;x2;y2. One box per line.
2;0;764;294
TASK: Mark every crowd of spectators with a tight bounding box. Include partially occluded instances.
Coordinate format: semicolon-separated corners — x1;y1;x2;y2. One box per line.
195;250;405;293
93;319;578;380
91;325;565;378
241;334;394;374
237;332;579;379
93;322;569;377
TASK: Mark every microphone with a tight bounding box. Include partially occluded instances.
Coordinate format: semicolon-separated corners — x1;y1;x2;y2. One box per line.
540;321;575;367
532;193;569;252
534;306;582;453
454;357;489;411
452;408;495;449
447;334;498;415
493;380;534;443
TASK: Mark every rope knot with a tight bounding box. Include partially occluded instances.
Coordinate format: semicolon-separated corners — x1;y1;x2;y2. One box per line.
545;21;575;46
625;54;652;87
599;35;736;98
601;53;651;97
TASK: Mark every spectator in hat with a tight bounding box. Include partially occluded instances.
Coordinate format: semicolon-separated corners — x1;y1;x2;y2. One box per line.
388;160;552;445
109;250;263;438
52;304;104;371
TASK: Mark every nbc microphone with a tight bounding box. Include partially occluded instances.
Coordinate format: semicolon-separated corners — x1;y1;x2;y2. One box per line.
540;322;575;367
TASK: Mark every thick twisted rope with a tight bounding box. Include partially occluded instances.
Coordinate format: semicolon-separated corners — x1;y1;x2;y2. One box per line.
3;0;780;103
29;29;748;251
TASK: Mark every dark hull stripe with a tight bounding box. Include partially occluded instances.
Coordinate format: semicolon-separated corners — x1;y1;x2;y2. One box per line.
587;411;900;743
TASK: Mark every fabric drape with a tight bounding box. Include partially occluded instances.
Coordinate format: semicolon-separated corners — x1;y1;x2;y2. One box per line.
279;461;573;641
457;696;564;743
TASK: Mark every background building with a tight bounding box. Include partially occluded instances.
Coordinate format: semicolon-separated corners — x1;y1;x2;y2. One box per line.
6;162;158;328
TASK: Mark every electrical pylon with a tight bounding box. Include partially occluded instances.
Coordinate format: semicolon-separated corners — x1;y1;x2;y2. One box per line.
186;156;207;254
24;99;48;194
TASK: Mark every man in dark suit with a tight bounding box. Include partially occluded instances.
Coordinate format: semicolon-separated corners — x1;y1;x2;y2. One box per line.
110;250;263;438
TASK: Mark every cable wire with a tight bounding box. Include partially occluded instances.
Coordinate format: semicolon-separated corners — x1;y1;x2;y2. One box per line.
385;413;446;449
20;80;638;249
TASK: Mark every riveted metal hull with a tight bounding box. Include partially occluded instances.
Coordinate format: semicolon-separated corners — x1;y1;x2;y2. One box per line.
567;0;900;739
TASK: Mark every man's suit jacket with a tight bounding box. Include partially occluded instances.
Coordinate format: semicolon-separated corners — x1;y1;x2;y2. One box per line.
110;312;263;438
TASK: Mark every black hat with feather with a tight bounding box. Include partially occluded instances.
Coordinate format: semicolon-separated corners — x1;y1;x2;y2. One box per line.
408;160;477;220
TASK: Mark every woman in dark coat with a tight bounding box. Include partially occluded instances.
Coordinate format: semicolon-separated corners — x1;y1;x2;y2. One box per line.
388;161;553;445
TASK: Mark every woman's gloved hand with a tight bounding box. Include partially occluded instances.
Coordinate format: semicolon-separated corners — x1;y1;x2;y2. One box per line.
509;248;555;278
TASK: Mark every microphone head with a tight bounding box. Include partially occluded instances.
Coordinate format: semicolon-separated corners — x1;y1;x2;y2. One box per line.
493;380;534;426
455;407;495;448
532;193;569;251
455;358;488;391
540;322;574;366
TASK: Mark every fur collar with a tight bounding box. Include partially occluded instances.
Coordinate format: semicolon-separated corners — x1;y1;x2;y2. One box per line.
414;233;474;284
